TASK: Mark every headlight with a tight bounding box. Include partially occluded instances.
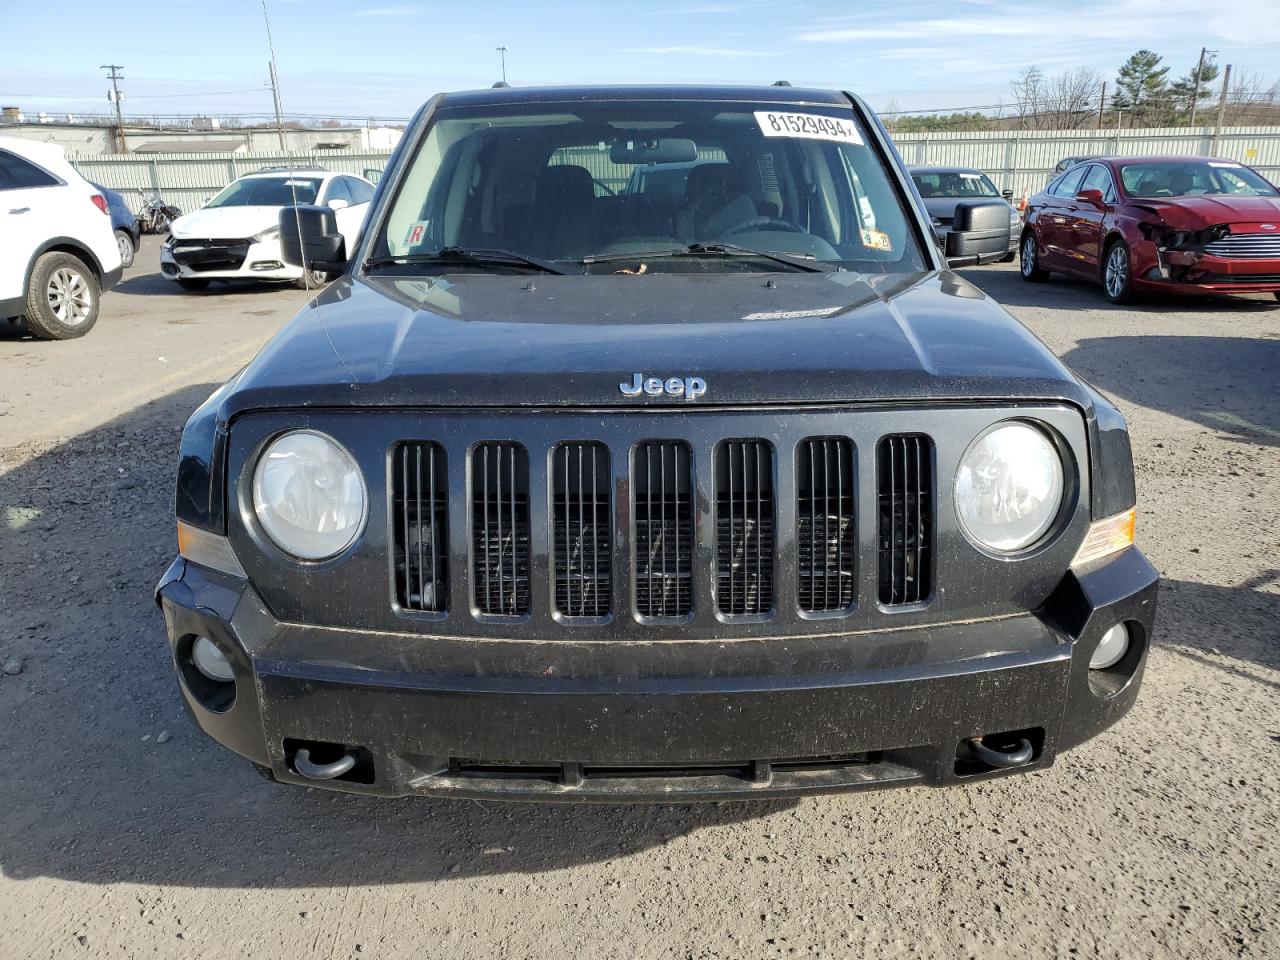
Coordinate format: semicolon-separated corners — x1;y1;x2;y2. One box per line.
954;422;1064;552
252;430;366;560
252;226;280;242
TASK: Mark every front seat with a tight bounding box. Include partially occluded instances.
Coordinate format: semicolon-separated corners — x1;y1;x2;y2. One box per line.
530;165;596;258
678;163;758;242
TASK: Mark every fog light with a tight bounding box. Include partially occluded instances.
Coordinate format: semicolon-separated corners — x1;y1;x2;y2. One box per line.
191;636;234;682
1090;623;1129;670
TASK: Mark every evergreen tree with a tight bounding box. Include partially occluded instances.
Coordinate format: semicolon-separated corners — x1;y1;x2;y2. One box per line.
1114;50;1170;123
1169;53;1221;122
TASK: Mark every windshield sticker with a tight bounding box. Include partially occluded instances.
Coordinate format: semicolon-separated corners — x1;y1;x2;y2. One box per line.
754;111;863;146
861;228;892;252
404;221;429;245
1208;161;1241;168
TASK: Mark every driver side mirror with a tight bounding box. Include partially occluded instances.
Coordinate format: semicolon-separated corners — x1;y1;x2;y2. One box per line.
1075;188;1106;208
943;199;1011;265
279;205;347;273
1001;188;1014;201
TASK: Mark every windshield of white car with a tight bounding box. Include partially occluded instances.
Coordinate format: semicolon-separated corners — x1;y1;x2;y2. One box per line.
206;176;324;208
1119;161;1279;199
369;99;927;274
911;170;1000;199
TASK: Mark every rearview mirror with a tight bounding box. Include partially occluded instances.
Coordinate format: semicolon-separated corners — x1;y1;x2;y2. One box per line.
609;137;698;165
1075;188;1106;208
944;199;1012;266
279;205;347;273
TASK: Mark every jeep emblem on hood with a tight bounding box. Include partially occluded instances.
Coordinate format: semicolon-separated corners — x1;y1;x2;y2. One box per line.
620;373;707;401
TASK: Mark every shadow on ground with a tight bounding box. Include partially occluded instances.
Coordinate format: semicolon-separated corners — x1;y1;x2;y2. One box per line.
956;263;1280;313
1062;335;1280;446
0;385;784;889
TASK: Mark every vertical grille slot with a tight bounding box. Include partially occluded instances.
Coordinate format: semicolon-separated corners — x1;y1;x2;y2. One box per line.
634;441;693;619
877;435;933;606
472;442;530;616
553;443;611;617
797;437;855;613
715;440;775;616
393;442;448;612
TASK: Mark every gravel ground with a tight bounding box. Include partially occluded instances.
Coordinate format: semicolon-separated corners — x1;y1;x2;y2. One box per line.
1;238;1277;959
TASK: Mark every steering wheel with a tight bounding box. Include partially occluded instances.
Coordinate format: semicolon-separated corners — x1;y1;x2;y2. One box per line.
721;216;807;235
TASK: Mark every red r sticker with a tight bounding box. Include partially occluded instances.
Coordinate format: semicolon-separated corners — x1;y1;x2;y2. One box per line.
405;222;427;244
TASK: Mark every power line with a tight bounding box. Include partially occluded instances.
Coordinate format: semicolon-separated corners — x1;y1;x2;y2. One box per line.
100;64;126;152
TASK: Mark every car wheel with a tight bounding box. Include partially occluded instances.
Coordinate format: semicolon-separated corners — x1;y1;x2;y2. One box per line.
176;277;210;292
1102;240;1136;304
1019;232;1049;282
115;230;136;269
294;267;329;291
23;251;100;340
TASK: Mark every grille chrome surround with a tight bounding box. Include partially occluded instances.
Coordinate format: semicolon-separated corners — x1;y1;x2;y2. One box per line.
552;442;611;618
634;441;694;619
715;440;775;617
392;442;448;612
797;437;856;613
472;442;531;616
1202;233;1280;259
877;435;933;606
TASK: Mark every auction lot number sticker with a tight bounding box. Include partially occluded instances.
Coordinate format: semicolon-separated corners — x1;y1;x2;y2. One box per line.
754;111;863;145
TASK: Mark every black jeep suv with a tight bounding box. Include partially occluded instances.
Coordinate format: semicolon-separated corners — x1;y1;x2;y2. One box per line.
157;85;1156;801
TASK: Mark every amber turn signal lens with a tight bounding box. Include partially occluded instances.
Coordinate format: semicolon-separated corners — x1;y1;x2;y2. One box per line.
1071;508;1135;569
178;521;247;578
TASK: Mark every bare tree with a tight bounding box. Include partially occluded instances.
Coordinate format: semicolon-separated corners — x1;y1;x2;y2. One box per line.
1041;68;1104;129
1010;66;1045;129
1224;68;1280;124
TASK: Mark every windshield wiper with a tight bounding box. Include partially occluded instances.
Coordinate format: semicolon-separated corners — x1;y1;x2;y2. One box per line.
581;242;833;273
365;246;568;275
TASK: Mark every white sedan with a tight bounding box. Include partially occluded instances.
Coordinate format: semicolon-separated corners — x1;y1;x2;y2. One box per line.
160;168;374;291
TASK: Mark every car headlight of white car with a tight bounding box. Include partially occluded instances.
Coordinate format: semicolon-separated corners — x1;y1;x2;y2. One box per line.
252;225;280;242
954;421;1064;553
252;430;367;560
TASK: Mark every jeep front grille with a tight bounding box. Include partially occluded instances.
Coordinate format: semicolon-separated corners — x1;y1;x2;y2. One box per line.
797;437;856;613
472;442;530;616
715;440;775;616
877;434;933;606
634;441;693;619
552;442;611;618
392;442;448;612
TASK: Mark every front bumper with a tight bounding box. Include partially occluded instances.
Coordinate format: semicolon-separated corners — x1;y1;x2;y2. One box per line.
1135;244;1280;294
160;238;303;282
157;547;1158;802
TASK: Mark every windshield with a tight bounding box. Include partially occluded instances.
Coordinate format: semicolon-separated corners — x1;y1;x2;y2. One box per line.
370;99;926;273
1118;161;1279;199
911;170;1000;199
206;176;323;208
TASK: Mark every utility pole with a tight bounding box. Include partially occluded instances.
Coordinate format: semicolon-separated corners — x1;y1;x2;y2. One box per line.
1211;64;1231;154
1189;47;1216;126
268;61;286;151
100;64;127;153
1097;81;1106;128
496;45;508;84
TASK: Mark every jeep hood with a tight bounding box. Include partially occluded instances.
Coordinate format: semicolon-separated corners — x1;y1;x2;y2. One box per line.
220;270;1088;415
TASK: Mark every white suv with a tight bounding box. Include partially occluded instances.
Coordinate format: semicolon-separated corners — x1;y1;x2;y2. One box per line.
160;168;374;290
0;136;123;339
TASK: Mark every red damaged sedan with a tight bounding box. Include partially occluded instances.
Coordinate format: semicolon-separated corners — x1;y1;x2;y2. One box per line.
1019;156;1280;304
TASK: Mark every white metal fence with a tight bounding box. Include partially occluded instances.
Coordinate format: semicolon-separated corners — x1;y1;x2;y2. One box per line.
69;125;1280;216
69;150;394;215
891;125;1280;199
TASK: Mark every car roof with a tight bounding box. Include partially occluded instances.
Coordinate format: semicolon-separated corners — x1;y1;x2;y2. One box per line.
0;134;68;165
907;165;986;175
436;84;852;108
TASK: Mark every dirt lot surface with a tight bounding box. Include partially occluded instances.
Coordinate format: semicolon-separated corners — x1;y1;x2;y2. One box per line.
1;237;1277;959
